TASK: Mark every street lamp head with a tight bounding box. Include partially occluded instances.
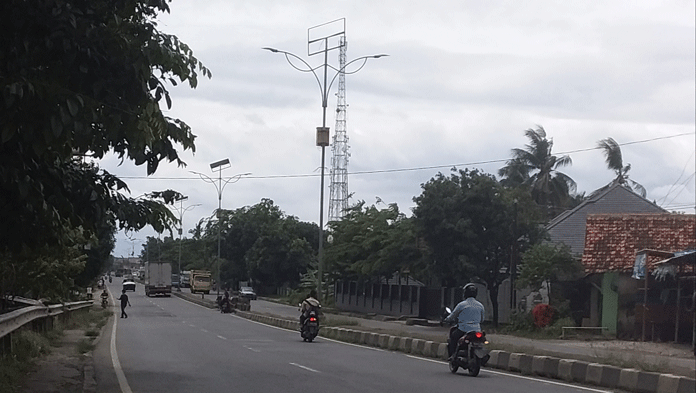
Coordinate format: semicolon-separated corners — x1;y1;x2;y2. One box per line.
371;54;389;58
262;47;280;53
210;158;230;171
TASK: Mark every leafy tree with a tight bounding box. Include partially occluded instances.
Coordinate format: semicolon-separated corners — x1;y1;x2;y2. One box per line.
0;0;210;298
413;168;544;325
194;199;317;291
517;243;581;297
596;137;646;197
499;126;577;218
324;202;423;283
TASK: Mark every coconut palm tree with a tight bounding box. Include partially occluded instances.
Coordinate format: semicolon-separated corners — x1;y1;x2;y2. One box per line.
499;126;577;217
596;137;646;197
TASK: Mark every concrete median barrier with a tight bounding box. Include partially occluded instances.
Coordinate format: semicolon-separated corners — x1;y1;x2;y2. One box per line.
410;339;425;355
488;350;509;369
618;369;660;393
399;337;412;352
586;363;621;388
532;355;559;378
437;343;448;359
388;335;400;350
657;374;696;393
558;359;589;383
508;353;533;374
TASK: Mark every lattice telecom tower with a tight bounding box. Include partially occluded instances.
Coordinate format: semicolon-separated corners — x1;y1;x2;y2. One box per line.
328;36;349;223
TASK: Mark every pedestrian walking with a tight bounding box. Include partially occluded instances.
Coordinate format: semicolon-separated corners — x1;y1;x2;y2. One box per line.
117;289;131;318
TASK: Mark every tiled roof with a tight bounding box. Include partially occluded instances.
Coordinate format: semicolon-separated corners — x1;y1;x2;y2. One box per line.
581;213;696;274
546;183;666;256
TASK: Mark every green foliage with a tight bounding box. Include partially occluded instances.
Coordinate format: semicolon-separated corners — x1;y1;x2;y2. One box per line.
10;331;52;362
596;137;646;197
517;243;581;294
498;126;577;218
324;201;423;282
506;310;536;332
0;0;210;299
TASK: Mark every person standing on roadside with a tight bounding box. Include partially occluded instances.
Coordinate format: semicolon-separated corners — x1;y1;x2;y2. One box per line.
118;289;131;318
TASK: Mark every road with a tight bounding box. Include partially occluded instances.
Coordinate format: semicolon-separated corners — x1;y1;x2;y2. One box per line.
94;281;612;393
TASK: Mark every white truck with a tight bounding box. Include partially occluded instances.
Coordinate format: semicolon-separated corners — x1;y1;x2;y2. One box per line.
145;261;172;297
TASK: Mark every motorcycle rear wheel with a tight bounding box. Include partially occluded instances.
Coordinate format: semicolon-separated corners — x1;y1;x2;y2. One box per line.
468;356;480;377
449;359;459;373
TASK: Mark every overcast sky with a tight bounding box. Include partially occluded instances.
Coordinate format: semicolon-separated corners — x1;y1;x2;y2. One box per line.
103;0;696;258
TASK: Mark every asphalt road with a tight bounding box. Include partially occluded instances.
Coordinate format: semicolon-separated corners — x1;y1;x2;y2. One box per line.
94;281;612;393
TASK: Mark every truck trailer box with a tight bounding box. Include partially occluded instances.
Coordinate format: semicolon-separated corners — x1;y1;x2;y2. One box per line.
145;261;172;297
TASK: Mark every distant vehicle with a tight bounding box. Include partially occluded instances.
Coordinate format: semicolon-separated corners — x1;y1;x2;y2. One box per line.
171;273;180;288
190;270;211;294
240;286;257;300
145;261;172;297
122;280;136;292
180;271;191;288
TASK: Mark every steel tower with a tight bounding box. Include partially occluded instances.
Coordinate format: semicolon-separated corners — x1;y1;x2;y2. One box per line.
329;37;349;223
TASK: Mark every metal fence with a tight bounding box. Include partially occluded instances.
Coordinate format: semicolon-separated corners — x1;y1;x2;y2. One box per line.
0;300;93;356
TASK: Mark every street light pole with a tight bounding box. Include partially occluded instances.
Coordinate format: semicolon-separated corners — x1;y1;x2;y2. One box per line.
192;163;251;298
263;18;386;301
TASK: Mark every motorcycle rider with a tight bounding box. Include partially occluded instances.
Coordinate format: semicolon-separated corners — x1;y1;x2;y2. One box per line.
299;289;321;329
443;283;485;360
100;289;109;307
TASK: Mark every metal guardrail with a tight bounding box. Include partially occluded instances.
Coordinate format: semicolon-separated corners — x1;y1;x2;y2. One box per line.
0;300;93;340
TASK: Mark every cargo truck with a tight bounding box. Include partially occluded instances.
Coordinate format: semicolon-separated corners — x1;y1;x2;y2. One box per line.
190;270;212;294
145;261;172;297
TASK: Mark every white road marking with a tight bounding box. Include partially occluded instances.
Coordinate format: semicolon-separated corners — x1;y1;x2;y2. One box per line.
201;328;209;333
290;363;319;373
243;345;261;353
217;335;227;340
404;355;612;393
109;291;133;393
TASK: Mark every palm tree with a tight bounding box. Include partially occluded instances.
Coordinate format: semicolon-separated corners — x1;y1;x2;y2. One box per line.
596;137;646;197
499;126;577;216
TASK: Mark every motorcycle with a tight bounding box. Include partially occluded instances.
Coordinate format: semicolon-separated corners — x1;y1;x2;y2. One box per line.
299;305;320;342
444;307;490;376
101;297;108;309
220;297;235;313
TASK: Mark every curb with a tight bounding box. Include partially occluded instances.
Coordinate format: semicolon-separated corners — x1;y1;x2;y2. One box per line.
234;310;696;393
172;291;217;309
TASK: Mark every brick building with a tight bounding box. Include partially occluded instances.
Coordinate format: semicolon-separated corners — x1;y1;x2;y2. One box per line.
581;213;695;341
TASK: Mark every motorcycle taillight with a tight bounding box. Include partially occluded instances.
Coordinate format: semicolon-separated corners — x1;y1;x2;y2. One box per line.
309;317;317;322
475;332;483;339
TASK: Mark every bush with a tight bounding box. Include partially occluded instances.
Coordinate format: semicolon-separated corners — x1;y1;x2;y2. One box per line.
11;330;51;362
506;310;535;332
532;304;554;328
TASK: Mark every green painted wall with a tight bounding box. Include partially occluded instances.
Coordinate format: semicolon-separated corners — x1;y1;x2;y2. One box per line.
602;272;619;335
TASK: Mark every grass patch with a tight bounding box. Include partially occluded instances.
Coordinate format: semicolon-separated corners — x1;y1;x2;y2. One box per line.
591;348;671;374
0;330;53;392
0;356;35;393
85;329;100;337
322;316;360;327
76;338;95;354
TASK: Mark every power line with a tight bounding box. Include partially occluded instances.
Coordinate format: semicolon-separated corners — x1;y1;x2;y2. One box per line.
116;132;694;181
